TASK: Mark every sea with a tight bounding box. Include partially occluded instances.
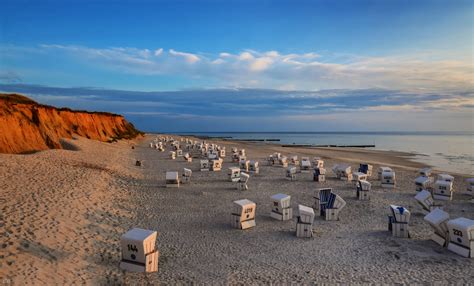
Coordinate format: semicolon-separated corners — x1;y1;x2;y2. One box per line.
172;132;473;175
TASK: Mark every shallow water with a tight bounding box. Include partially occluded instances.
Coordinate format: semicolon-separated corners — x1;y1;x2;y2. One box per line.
174;132;474;175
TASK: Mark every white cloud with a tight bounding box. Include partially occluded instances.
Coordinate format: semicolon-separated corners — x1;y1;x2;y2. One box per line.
7;44;472;92
169;49;200;63
249;57;273;71
212;58;225;65
154;48;163;56
238;52;254;61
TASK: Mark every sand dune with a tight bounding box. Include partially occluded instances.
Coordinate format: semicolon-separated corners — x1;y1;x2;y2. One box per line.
0;137;141;284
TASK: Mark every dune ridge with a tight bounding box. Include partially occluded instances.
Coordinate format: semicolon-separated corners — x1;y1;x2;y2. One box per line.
0;93;142;154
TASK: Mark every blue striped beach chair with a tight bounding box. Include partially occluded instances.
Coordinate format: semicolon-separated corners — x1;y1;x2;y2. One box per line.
316;188;333;216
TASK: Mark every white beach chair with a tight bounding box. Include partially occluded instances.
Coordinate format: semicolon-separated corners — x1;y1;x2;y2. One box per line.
120;228;159;272
437;174;454;183
290;155;299;166
166;171;180;188
381;169;396;188
249;161;259;174
286;166;297;181
378;166;393;180
352;171;368;182
300;158;312;173
270;193;292;221
415;176;432;192
182;168;192;183
240;159;250;172
433;180;453;201
313;167;326;182
447;217;474;258
313;157;324;168
211;159;223;171
231;199;256;229
356;180;371;200
414;189;442;212
238;172;250;191
358;163;373;176
296;205;314;238
228;167;241;182
169;151;176;160
200;159;209;172
419;167;432;178
424;208;450;247
388;205;410;238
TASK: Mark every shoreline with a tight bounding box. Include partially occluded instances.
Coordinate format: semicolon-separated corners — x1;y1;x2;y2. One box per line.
153;133;472;177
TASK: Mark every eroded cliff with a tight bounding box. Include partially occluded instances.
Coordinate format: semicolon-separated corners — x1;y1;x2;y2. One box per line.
0;93;142;154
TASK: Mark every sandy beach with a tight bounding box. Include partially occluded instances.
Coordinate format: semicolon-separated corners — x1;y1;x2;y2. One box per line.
1;134;473;284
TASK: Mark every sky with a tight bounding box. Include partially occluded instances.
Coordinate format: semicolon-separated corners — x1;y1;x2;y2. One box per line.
0;0;473;132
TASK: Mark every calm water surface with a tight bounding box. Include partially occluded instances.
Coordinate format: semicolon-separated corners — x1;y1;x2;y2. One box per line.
171;132;473;175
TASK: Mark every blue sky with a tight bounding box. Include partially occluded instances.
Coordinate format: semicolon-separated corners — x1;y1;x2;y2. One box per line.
0;0;472;131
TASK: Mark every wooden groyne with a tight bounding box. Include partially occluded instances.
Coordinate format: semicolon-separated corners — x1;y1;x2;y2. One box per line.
281;144;375;148
225;138;281;142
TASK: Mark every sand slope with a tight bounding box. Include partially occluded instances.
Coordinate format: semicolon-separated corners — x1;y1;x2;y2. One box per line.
0;137;141;284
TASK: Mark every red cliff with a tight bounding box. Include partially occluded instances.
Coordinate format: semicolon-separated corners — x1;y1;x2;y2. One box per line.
0;93;142;154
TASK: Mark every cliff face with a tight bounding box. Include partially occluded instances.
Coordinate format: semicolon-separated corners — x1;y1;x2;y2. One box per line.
0;93;142;154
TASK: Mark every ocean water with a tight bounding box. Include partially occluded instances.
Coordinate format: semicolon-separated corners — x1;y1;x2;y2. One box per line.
175;132;474;175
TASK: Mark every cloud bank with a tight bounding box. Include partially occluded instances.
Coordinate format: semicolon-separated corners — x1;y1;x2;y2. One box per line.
2;44;472;91
0;84;472;132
